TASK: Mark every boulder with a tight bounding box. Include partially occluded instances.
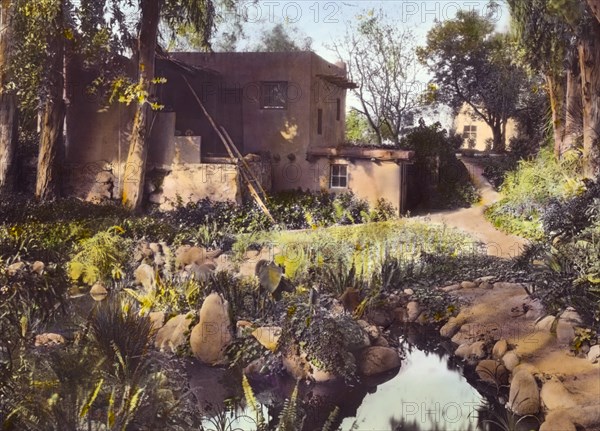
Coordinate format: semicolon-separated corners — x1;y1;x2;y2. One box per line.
31;261;45;275
406;301;421;322
479;281;494;290
475;276;495;284
393;306;409;323
148;311;166;332
440;316;464;338
455;343;472;359
560;307;583;325
475;360;508;386
357;320;380;342
373;336;389;347
460;281;477;289
441;283;461;292
357;346;401;376
89;283;108;301
567;404;600;428
155;314;194;353
34;333;65;347
540;378;577;410
502;351;520;372
507;370;540;415
403;288;414;296
556;319;576;345
366;307;394;328
134;263;155;293
339;319;371;352
190;293;232;365
539;412;576;431
7;261;25;276
185;263;215;283
176;245;221;269
252;326;281;352
492;339;508;359
535;315;556;332
470;341;486;359
587;344;600;363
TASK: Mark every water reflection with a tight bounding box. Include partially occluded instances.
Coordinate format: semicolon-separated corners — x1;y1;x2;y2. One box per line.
189;324;524;431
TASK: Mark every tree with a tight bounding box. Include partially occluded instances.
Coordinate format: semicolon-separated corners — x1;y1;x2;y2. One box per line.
0;0;17;193
252;23;312;52
121;0;216;210
418;10;527;152
345;109;374;144
332;9;422;146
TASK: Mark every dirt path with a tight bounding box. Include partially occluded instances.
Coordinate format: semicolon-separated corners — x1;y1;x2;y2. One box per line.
414;157;528;258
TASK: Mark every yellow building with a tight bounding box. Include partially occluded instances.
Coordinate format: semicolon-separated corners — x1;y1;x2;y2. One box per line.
453;103;517;152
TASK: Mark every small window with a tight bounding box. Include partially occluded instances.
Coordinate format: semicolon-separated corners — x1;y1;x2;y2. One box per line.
336;99;341;121
462;125;477;140
330;164;348;188
317;108;323;135
260;81;287;109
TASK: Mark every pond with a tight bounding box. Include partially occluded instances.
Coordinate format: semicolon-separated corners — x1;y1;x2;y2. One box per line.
188;324;540;431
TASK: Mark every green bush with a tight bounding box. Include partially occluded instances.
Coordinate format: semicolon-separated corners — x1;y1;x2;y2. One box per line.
486;147;584;240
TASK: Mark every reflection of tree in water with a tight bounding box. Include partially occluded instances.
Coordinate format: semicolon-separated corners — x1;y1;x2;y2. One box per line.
389;416;476;431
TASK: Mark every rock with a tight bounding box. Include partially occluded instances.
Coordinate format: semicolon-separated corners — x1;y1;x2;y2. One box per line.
340;319;371;352
587;344;600;363
480;281;494;290
134;241;154;262
535;315;556;332
90;283;108;301
476;360;508;386
244;357;267;376
366;307;394;328
441;283;461;292
148;311;166;332
31;261;45;275
508;370;540;415
440;316;465;338
502;351;520;372
35;333;65;347
145;181;157;195
7;261;25;276
134;263;155;292
373;336;389;347
155;314;194;353
393;306;409;323
475;276;494;284
406;301;421;322
252;326;281;351
540;378;577;410
524;299;545;320
470;341;486;359
190;293;232;365
185;263;215;283
455;343;472;359
357;320;380;341
539;412;576;431
403;288;414;296
560;307;583;325
460;281;477;289
567;404;600;428
492;339;508;359
494;282;526;290
149;242;162;255
176;245;221;269
357;346;401;376
556;319;576;345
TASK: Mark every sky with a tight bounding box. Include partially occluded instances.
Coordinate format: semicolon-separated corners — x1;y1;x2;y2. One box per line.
211;1;512;128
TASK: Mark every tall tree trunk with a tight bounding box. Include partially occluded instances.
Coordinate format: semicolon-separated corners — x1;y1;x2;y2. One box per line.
121;0;160;210
563;62;582;156
545;73;567;157
0;0;17;193
35;6;65;200
587;0;600;23
578;19;600;177
491;121;505;153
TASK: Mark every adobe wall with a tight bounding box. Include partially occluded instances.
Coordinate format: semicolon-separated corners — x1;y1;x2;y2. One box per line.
311;157;402;214
454;104;517;152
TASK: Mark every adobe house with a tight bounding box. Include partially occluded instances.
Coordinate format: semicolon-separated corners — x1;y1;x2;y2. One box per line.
63;51;414;214
454;103;517;152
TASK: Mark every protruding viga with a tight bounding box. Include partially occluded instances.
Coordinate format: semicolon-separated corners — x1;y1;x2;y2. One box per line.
190;293;232;365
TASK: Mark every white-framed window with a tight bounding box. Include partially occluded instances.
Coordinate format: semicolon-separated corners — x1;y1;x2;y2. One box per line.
260;81;288;109
462;125;477;140
330;164;348;188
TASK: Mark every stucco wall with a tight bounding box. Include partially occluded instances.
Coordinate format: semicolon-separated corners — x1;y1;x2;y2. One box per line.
310;157;402;214
454;103;517;151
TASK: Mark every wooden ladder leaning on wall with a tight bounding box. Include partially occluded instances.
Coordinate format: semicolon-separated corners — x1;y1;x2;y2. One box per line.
180;74;275;224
